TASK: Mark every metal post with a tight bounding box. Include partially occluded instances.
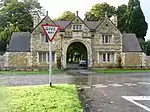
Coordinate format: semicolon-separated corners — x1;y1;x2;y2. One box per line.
60;34;63;69
49;41;52;87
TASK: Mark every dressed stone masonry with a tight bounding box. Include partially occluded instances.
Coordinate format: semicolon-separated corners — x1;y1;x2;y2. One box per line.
4;11;149;69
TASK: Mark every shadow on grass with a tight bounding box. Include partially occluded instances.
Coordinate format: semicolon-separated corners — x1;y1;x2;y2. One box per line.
49;84;76;95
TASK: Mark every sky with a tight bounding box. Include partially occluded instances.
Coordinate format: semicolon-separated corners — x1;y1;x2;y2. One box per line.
39;0;149;40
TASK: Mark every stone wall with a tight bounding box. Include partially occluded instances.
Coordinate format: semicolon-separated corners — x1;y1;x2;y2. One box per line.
5;52;31;68
92;17;122;67
122;52;142;67
145;56;150;67
93;52;121;67
94;17;122;52
0;55;4;69
29;15;144;69
31;15;93;69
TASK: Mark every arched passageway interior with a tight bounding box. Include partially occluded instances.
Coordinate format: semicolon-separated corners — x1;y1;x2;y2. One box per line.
66;42;88;68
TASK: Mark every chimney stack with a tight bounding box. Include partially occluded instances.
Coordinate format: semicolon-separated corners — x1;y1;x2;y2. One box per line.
76;11;78;16
46;11;48;16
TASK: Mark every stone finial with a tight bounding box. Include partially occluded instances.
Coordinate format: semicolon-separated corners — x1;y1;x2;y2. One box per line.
110;14;118;27
46;11;48;16
76;11;78;16
105;12;108;18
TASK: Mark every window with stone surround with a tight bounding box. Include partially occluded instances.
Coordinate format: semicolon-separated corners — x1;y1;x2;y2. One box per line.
72;24;83;31
98;52;115;63
102;35;112;43
40;33;48;43
38;52;55;63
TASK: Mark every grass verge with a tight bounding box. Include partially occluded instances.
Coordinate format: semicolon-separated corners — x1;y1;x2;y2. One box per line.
4;84;82;112
0;69;63;75
93;69;150;74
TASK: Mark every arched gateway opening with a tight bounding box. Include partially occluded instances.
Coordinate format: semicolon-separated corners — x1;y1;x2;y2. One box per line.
66;42;88;69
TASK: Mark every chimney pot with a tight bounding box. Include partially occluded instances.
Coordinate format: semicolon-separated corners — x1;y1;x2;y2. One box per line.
76;11;78;16
46;11;48;16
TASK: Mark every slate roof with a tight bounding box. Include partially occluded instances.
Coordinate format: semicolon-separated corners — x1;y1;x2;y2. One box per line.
8;32;142;53
7;32;30;52
53;21;101;30
146;56;150;60
31;16;56;33
122;33;142;52
85;21;101;30
54;21;70;30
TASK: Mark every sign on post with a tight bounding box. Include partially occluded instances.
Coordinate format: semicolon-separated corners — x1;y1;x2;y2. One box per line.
42;24;60;42
42;24;60;86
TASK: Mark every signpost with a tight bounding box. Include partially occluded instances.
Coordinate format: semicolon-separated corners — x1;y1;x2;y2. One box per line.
42;24;60;86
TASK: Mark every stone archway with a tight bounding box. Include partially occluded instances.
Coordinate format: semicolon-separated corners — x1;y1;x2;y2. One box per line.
62;39;92;69
66;42;88;68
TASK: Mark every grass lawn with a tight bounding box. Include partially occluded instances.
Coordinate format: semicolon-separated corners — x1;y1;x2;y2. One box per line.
0;69;63;75
2;85;82;112
93;69;150;74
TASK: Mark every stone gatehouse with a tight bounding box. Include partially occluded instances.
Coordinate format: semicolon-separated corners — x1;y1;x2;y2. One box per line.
3;11;149;69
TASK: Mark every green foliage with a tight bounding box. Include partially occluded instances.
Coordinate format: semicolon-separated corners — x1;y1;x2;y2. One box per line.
117;54;122;69
4;0;17;6
84;2;116;21
55;11;75;21
0;87;6;112
22;0;42;11
0;0;41;52
5;85;82;112
56;57;61;69
67;42;87;63
0;23;20;52
125;0;148;39
138;38;146;51
116;4;127;32
145;40;150;55
93;69;150;74
0;2;33;32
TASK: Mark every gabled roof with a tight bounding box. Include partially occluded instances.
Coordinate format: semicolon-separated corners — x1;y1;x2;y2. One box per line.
65;15;91;30
54;21;70;30
7;32;30;52
7;32;143;53
146;56;150;60
85;21;101;30
31;15;55;33
122;33;142;52
53;21;101;30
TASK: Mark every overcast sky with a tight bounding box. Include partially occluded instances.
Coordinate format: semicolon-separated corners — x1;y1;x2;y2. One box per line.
39;0;149;40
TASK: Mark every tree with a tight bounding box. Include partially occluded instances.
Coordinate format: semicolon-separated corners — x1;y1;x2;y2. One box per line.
116;4;127;33
117;53;122;68
0;1;33;32
0;0;42;52
4;0;42;11
22;0;42;11
55;11;75;21
84;12;98;21
138;38;146;52
84;2;116;21
0;23;20;52
126;0;148;39
145;40;150;55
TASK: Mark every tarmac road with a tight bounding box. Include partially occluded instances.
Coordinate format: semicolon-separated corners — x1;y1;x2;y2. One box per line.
78;72;150;112
1;71;150;112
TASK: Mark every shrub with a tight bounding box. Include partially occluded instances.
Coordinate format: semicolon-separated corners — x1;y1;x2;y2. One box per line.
117;54;122;69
